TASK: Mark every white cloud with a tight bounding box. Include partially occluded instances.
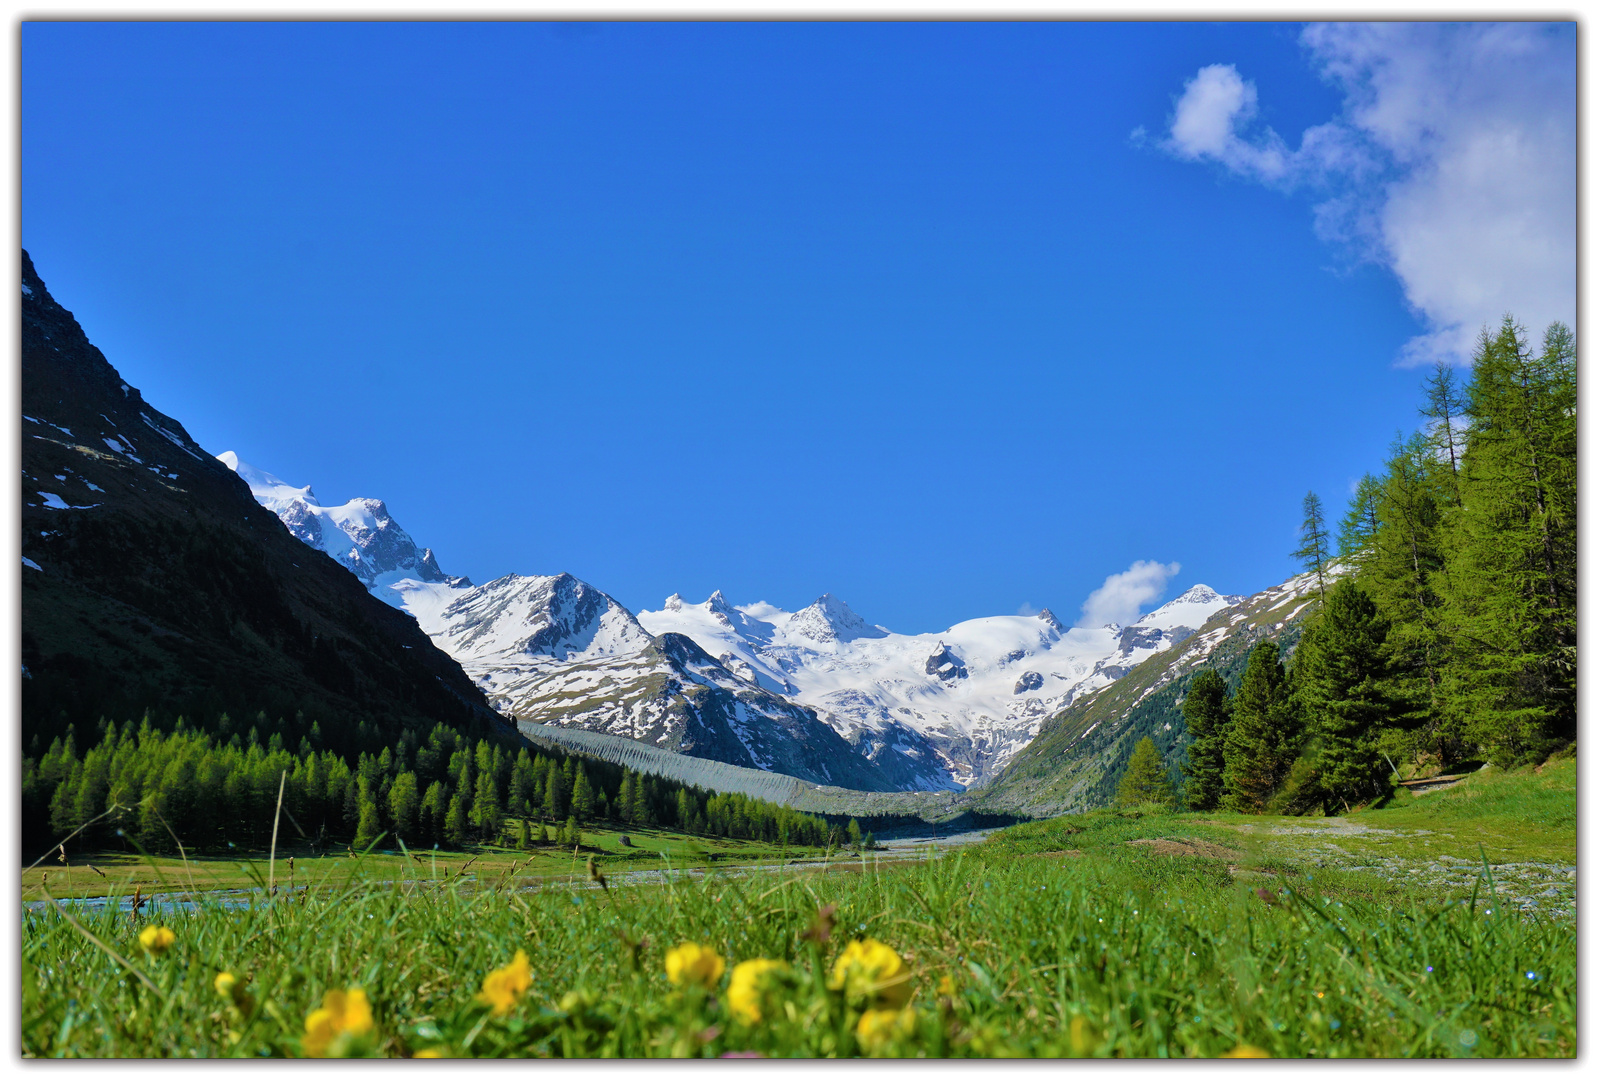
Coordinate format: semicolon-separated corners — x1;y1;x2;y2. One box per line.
1161;63;1293;183
1154;24;1574;367
1077;560;1180;628
1016;602;1038;617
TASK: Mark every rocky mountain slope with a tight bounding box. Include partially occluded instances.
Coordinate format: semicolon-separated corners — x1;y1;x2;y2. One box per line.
970;569;1328;817
20;251;506;751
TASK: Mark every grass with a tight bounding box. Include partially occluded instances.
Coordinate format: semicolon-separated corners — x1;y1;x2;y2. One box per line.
23;823;821;903
21;766;1575;1058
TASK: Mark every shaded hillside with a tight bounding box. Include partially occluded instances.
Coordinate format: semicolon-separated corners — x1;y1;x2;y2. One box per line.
970;571;1325;817
20;250;506;759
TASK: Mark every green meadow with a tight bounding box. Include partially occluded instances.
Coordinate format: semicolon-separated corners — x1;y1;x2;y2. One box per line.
21;758;1574;1058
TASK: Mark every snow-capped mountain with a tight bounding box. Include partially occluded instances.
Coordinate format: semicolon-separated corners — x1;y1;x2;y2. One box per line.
217;453;471;600
220;451;1242;792
637;584;1243;788
379;573;907;790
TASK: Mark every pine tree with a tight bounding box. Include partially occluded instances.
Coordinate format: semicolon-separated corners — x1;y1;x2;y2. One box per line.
847;818;863;851
419;780;447;844
1115;737;1173;809
443;790;469;847
1421;360;1467;499
1337;474;1383;567
387;772;419;842
517;817;530;850
471;768;503;841
1294;580;1398;810
354;775;383;849
565;815;580;848
1292;491;1331;601
1222;641;1296;813
1439;318;1577;762
571;765;594;823
542;763;565;821
1179;669;1231;811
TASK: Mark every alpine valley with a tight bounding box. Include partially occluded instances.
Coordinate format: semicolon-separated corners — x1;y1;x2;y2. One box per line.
218;453;1247;795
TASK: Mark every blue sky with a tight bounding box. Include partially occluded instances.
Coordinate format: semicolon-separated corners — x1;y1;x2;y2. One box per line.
21;21;1574;634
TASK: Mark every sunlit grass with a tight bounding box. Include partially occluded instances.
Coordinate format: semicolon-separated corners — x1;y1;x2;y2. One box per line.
22;809;1574;1058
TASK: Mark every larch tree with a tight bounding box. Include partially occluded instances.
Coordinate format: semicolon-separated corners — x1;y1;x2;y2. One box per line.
1115;737;1174;809
1179;670;1231;811
1292;491;1332;601
1222;641;1297;813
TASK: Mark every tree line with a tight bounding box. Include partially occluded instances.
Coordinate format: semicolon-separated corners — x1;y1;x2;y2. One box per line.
22;714;836;854
1111;317;1575;816
1151;317;1575;816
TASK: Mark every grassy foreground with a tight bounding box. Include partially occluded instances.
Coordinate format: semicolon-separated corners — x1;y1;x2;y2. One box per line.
22;822;814;902
21;760;1574;1058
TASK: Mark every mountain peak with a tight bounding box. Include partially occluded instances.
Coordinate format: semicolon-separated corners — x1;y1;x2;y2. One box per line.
705;589;736;616
1035;607;1065;632
789;593;886;644
663;592;685;612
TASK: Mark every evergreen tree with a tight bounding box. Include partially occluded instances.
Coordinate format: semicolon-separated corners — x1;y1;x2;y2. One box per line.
443;790;470;847
419;780;447;845
1179;669;1231;811
846;818;863;851
1421;360;1467;499
542;763;566;821
1222;641;1297;813
353;775;383;849
571;765;594;823
387;771;419;842
1115;736;1173;809
471;767;503;841
617;771;635;823
1338;474;1383;567
517;817;530;850
1294;580;1398;810
565;815;580;848
1440;318;1577;762
1292;491;1331;601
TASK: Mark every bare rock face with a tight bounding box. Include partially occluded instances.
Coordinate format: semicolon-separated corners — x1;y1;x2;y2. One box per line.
1014;671;1045;694
924;642;968;682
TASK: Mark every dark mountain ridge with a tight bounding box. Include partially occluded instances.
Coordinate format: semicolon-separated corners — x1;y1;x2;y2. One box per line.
20;250;507;760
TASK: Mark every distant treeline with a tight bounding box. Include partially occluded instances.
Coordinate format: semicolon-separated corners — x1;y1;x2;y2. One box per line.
22;714;836;855
1177;317;1575;815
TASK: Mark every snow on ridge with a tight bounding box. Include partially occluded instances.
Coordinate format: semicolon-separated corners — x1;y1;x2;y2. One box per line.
218;452;459;594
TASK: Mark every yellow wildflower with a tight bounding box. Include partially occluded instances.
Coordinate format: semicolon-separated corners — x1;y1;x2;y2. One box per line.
475;949;533;1017
1220;1045;1271;1058
664;942;725;989
138;925;176;957
302;987;374;1058
413;1048;447;1058
214;971;237;998
856;1007;916;1055
726;958;791;1024
936;974;956;997
828;938;912;1009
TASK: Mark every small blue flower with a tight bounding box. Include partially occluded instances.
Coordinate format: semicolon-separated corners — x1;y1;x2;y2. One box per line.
1526;971;1538;980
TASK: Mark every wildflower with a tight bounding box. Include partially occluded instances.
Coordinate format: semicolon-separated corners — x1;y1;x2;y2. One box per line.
137;926;175;957
726;958;791;1024
856;1007;916;1054
302;987;375;1058
665;942;725;989
829;938;912;1009
475;949;532;1016
214;971;254;1017
413;1048;447;1058
1220;1045;1270;1058
936;974;956;997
